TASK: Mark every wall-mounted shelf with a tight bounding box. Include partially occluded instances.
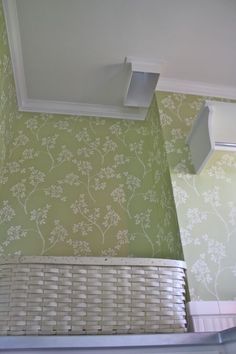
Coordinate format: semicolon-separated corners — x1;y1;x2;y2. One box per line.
187;101;236;173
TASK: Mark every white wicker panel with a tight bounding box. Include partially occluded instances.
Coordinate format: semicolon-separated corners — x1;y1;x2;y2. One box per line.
0;257;187;335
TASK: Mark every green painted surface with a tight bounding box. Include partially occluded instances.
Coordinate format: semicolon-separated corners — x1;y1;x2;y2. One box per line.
0;3;182;260
3;0;236;300
157;92;236;300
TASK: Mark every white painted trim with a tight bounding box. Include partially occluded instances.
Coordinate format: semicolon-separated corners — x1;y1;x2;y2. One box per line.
2;0;28;108
2;0;147;120
1;255;187;268
157;77;236;100
20;98;147;120
19;79;236;119
3;0;236;120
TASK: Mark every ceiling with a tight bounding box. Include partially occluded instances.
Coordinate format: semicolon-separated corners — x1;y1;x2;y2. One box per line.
3;0;236;120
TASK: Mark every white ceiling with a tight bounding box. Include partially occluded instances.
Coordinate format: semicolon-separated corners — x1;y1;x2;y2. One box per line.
3;0;236;119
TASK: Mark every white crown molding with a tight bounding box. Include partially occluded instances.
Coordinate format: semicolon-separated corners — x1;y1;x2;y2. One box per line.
20;98;147;120
2;0;147;120
2;0;28;108
157;77;236;100
3;0;236;121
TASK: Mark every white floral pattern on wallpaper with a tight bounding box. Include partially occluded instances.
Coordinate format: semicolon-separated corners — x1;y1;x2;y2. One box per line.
0;3;183;260
157;92;236;301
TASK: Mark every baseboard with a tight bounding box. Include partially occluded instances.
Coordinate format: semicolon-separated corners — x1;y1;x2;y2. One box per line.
186;301;236;332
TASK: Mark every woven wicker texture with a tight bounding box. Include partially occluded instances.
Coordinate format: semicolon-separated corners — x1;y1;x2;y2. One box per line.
0;257;186;335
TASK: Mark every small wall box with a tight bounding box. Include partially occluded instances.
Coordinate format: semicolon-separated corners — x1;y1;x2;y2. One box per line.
187;101;236;173
124;57;162;108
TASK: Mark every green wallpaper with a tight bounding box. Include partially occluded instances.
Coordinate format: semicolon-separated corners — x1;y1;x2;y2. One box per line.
3;0;236;301
4;0;236;302
157;92;236;300
0;3;183;260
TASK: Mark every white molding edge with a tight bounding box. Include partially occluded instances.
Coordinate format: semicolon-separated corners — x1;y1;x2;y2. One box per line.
1;255;187;268
3;0;236;121
20;98;148;120
15;78;236;121
2;0;28;108
157;77;236;100
18;79;236;119
2;0;147;121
